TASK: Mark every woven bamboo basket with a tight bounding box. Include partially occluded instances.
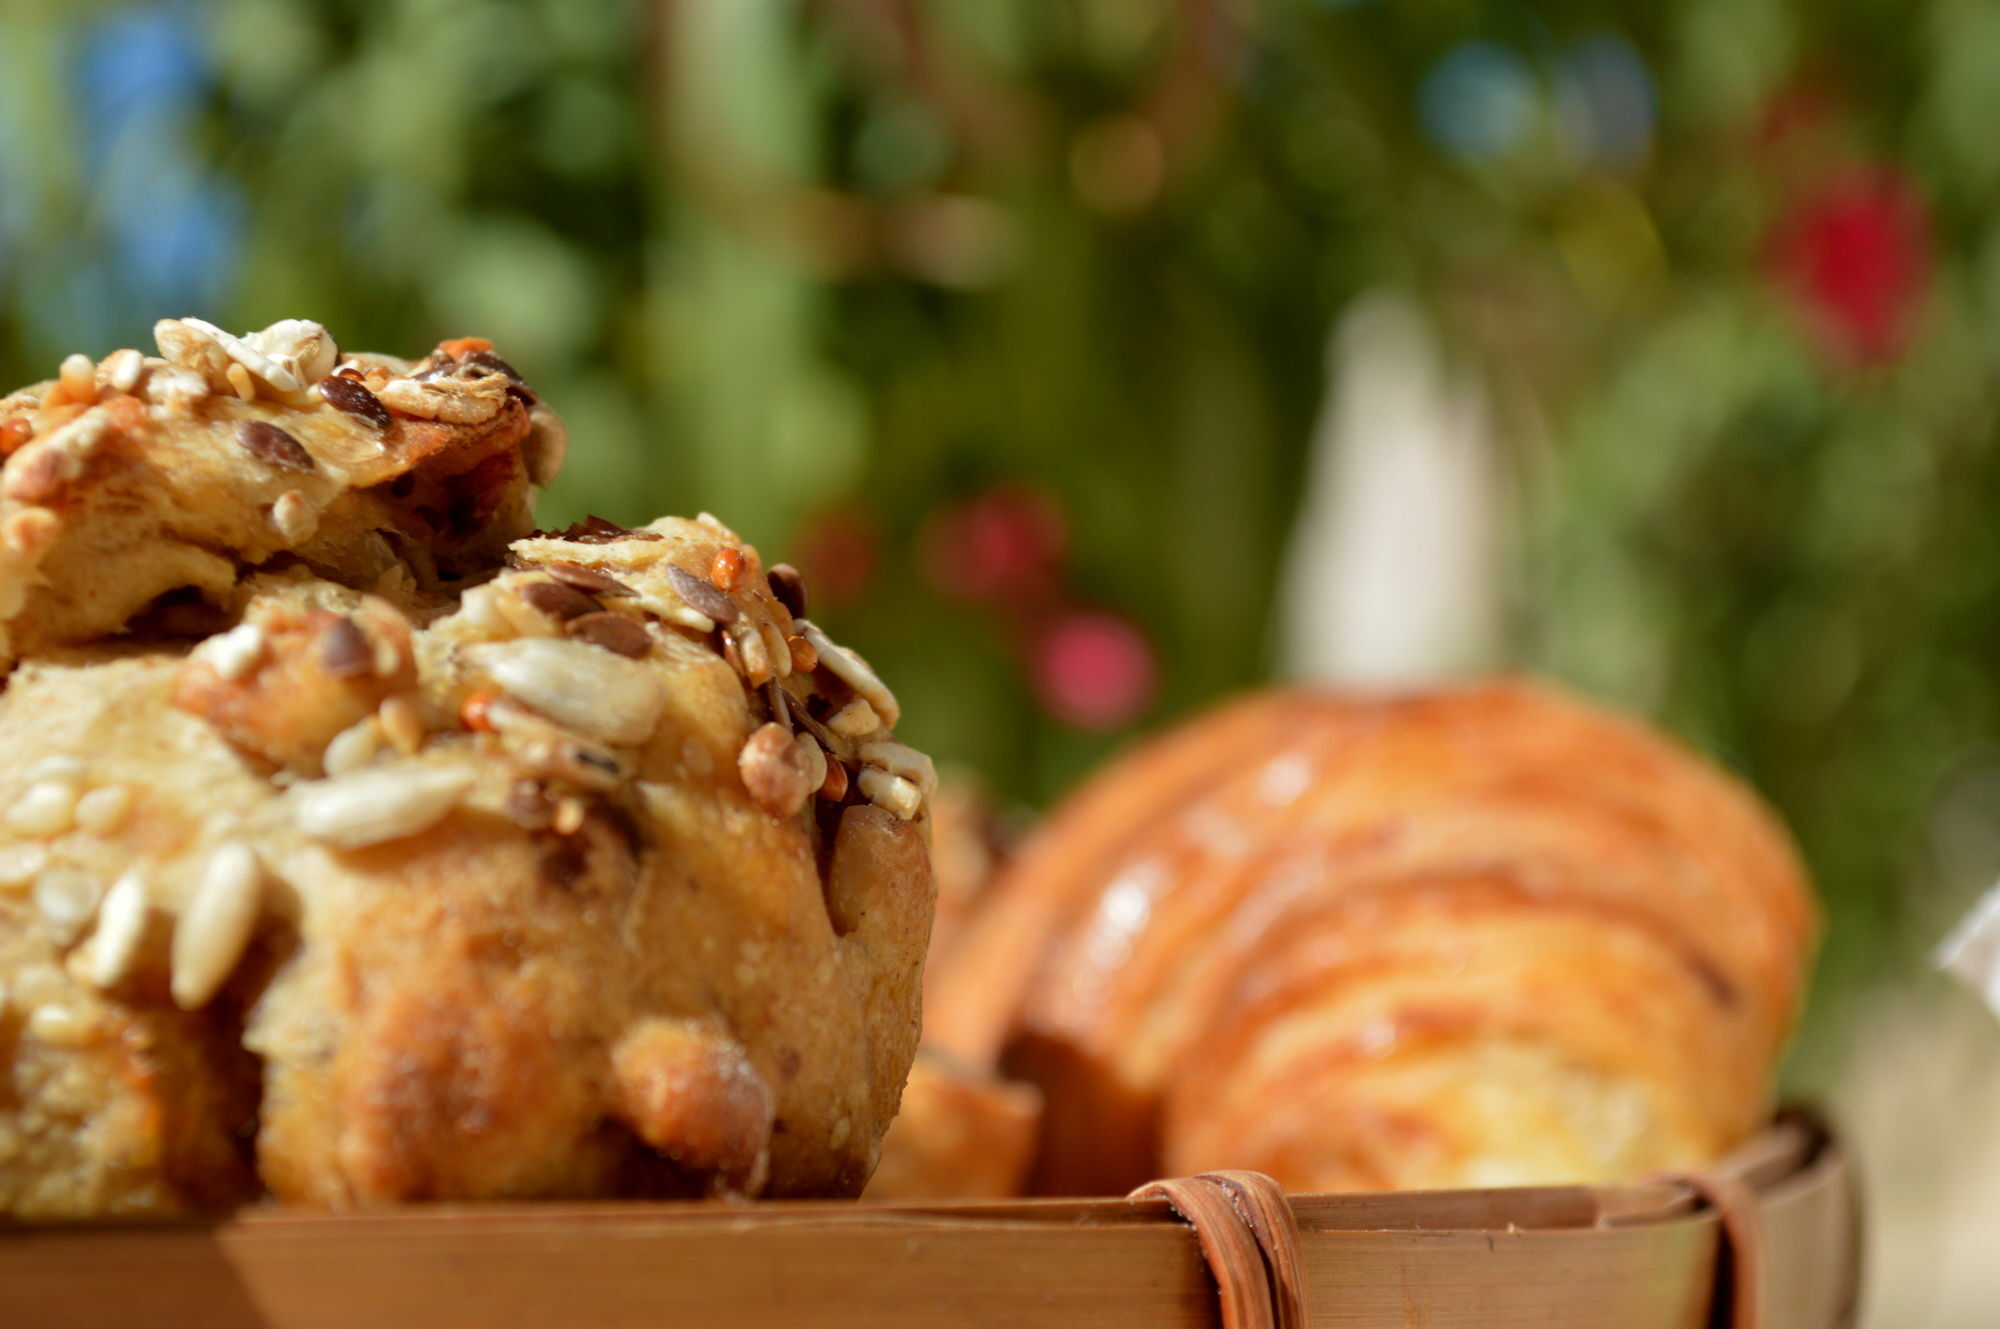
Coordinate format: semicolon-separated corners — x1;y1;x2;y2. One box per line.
2;1107;1855;1329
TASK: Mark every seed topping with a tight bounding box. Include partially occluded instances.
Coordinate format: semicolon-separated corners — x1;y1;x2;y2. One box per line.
545;561;637;597
321;616;375;678
470;638;665;745
237;420;315;472
766;563;809;618
86;871;149;990
294;765;477;848
567;611;651;658
739;722;815;817
667;564;739;624
9;780;79;837
710;546;746;592
34;867;103;946
171;843;263;1010
520;578;600;623
316;373;394;430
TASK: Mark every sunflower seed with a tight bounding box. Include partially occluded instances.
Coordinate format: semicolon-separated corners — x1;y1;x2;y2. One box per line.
294;765;476;848
171;843;262;1010
322;715;385;776
471;639;665;745
859;740;937;795
762;621;792;678
796;620;900;727
731;622;774;686
85;870;149;989
857;768;923;820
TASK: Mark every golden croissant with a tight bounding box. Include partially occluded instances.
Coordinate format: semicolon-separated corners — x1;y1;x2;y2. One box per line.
922;680;1817;1194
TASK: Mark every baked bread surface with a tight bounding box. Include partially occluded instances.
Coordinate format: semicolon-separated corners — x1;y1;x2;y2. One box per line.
0;324;935;1215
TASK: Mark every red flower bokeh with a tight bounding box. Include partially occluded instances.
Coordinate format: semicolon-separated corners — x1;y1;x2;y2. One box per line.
1031;609;1157;731
919;485;1069;609
792;508;880;609
1766;167;1930;367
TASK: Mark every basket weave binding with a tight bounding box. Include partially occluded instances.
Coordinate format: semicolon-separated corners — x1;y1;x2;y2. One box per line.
1129;1171;1309;1329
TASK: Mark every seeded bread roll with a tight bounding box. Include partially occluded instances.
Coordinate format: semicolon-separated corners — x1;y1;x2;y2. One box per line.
0;321;565;668
0;324;935;1216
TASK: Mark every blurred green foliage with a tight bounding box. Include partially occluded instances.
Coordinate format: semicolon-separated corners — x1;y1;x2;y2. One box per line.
2;0;1996;1073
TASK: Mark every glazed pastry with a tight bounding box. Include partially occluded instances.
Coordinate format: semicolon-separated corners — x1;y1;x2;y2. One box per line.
0;323;935;1216
926;681;1817;1194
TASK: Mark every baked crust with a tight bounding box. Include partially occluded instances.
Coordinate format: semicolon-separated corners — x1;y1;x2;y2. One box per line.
0;324;934;1215
927;681;1816;1194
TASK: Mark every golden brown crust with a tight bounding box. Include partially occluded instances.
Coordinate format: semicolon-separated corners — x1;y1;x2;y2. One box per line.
0;326;935;1217
0;324;554;668
929;680;1816;1195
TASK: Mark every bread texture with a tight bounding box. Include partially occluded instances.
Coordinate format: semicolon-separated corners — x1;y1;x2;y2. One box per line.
925;681;1816;1194
0;324;935;1216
